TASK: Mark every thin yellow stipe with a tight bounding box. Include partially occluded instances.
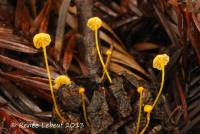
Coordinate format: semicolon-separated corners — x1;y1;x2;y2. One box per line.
138;54;168;134
100;72;106;82
80;92;90;128
139;66;165;133
100;54;110;82
95;30;112;83
152;65;165;109
42;46;66;122
139;112;151;134
136;92;143;134
100;49;112;82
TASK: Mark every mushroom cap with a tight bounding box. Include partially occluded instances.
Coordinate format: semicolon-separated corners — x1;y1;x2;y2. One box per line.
87;17;102;31
54;75;71;89
153;54;169;70
106;49;112;56
144;105;153;113
33;33;51;49
137;86;144;94
79;87;85;94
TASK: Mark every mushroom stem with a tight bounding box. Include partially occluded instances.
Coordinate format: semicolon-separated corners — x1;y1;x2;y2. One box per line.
136;91;143;134
95;30;112;83
100;50;112;82
139;112;151;134
79;88;90;128
152;65;165;109
42;46;66;122
81;93;90;128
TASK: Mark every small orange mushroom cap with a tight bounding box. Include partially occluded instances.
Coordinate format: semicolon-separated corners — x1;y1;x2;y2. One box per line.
144;105;153;113
87;17;102;31
79;87;85;94
153;54;169;70
106;49;112;56
54;75;71;89
33;33;51;49
137;86;144;94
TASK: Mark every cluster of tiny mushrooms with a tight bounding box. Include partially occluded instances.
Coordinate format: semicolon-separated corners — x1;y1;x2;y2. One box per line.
33;17;169;134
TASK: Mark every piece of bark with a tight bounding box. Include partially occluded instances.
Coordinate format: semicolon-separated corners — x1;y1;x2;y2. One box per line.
108;117;132;133
63;112;83;134
121;72;152;104
76;0;100;80
58;83;87;111
88;89;113;134
125;123;136;134
109;77;132;118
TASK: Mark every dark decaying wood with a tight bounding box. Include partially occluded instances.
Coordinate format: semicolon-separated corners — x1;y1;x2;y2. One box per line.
87;88;113;134
76;0;100;80
109;77;132;118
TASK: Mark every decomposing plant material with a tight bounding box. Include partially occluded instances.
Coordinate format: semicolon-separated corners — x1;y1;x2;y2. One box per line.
54;0;71;61
109;77;132;118
87;89;113;134
59;82;82;111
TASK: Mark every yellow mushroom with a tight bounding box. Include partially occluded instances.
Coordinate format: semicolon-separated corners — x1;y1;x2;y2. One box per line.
100;49;112;82
152;54;169;109
144;105;153;113
140;105;153;134
79;87;90;128
87;17;112;83
54;75;71;90
106;49;112;56
139;54;169;134
33;33;66;122
153;54;169;71
136;86;144;134
79;87;85;94
33;33;51;49
87;17;102;31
